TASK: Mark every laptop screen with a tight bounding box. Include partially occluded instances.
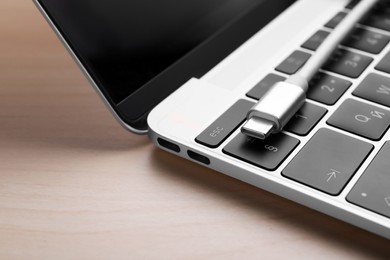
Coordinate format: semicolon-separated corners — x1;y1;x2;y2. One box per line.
37;0;296;130
38;0;289;104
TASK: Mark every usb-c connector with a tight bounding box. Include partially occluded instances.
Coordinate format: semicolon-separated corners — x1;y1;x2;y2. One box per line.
242;117;275;140
242;80;307;139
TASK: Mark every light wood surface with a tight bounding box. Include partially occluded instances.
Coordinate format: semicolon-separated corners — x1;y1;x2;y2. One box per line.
0;1;389;259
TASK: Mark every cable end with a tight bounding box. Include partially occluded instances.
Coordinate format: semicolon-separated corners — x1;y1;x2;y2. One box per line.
241;117;275;140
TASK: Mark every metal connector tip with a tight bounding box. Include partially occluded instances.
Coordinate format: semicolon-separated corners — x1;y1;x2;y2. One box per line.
241;117;274;140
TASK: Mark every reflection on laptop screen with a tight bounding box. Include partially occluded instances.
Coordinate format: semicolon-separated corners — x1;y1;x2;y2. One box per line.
41;0;263;104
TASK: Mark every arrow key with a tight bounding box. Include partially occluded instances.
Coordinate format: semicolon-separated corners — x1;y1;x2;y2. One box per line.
282;128;373;195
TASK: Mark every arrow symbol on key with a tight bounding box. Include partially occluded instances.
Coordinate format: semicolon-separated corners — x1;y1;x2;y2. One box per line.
385;197;390;207
327;169;340;182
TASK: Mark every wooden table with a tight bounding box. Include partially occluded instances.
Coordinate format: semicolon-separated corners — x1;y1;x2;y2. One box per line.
0;1;389;259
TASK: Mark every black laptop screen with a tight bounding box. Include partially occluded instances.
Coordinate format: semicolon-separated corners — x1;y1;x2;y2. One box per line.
38;0;291;104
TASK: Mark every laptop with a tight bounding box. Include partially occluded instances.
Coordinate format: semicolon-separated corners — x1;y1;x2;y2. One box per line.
34;0;390;239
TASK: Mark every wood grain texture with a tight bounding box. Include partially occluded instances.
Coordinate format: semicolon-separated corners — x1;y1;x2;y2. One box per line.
0;1;389;259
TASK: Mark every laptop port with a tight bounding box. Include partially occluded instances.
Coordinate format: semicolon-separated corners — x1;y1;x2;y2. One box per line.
157;138;180;153
187;150;210;165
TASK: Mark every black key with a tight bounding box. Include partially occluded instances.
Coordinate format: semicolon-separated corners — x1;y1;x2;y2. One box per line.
223;133;299;171
308;73;352;105
327;99;390;141
196;99;254;148
301;30;329;51
342;28;390;54
323;49;373;78
353;73;390;107
283;128;373;195
325;12;347;29
346;0;359;9
285;102;327;136
347;142;390;218
275;50;311;75
376;51;390;74
361;7;390;32
246;74;286;100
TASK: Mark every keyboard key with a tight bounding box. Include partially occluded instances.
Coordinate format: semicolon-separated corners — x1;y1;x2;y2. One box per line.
283;128;373;195
307;73;352;105
353;73;390;107
323;49;373;78
275;50;311;75
347;142;390;218
223;133;299;171
246;74;286;100
342;28;390;54
285;102;327;136
345;0;359;10
301;30;329;51
361;6;390;32
376;51;390;74
196;99;254;148
325;12;347;29
327;99;390;140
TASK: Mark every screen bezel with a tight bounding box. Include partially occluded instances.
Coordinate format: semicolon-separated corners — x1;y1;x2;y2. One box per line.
34;0;295;133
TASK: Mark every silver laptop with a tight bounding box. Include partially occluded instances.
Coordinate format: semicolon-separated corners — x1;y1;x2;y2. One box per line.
34;0;390;239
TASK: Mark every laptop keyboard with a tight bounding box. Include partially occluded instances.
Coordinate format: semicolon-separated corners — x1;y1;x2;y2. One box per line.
196;1;390;219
